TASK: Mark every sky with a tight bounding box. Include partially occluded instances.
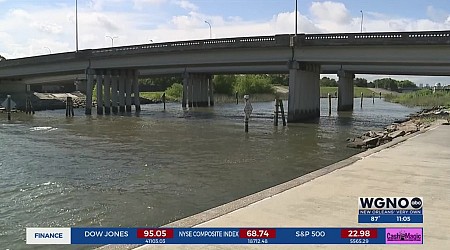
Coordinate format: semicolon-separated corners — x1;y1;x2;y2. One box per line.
1;0;450;84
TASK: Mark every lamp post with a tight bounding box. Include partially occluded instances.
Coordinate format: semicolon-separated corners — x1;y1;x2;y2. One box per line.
204;20;212;39
43;47;52;54
360;10;364;33
295;0;298;36
106;36;118;47
75;0;78;52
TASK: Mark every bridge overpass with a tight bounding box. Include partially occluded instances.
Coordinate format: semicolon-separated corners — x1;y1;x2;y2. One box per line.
1;30;449;121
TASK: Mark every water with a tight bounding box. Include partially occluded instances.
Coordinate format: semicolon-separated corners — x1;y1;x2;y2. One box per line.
0;98;419;249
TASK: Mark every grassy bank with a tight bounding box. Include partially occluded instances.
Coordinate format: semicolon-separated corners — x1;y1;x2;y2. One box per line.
384;89;450;107
140;92;179;102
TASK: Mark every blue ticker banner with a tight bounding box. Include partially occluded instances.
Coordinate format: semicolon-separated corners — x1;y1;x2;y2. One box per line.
71;227;385;244
26;227;424;245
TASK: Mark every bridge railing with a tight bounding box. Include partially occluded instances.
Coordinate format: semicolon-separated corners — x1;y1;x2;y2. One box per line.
90;36;282;57
1;30;450;67
301;30;450;45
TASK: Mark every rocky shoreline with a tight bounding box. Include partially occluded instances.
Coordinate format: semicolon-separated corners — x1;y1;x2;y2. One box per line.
347;106;450;149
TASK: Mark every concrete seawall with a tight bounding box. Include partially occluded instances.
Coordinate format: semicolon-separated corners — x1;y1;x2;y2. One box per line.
97;122;450;250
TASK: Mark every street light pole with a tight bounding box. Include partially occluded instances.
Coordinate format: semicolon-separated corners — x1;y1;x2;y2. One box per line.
106;36;118;47
204;21;212;39
76;0;78;52
360;10;364;33
295;0;298;36
44;47;52;54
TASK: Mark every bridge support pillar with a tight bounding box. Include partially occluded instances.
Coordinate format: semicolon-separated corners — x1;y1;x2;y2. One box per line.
119;70;126;113
111;70;119;114
133;70;141;112
104;70;111;115
85;69;94;115
95;70;104;115
198;74;209;107
337;70;355;111
125;70;133;112
182;73;212;108
208;75;214;107
288;61;321;122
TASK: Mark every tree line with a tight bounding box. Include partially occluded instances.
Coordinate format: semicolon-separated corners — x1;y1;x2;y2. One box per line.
140;74;419;95
320;77;417;91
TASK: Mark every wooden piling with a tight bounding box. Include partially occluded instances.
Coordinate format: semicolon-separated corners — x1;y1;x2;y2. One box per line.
6;95;11;121
372;92;375;104
361;92;364;108
379;92;382;99
328;93;332;116
274;99;279;126
279;99;286;126
66;97;74;117
162;93;166;110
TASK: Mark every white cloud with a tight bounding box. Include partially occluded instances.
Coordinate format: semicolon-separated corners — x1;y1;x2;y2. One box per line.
175;0;198;11
310;1;351;24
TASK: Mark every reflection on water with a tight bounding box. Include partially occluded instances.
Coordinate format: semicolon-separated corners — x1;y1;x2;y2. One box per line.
0;98;419;249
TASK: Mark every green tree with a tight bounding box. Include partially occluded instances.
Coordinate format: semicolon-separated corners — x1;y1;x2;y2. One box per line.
213;75;236;95
373;78;399;91
234;75;274;95
354;77;368;87
320;77;337;87
398;80;417;89
165;83;183;99
268;74;289;86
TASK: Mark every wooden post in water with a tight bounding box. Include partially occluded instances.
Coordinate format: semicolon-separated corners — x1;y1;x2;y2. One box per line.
274;99;279;126
328;93;332;116
360;92;364;108
379;92;382;99
279;99;286;126
66;97;74;117
161;92;166;110
235;91;239;105
372;92;375;104
6;95;11;121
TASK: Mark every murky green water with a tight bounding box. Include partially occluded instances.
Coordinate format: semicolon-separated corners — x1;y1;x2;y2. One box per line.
0;99;419;249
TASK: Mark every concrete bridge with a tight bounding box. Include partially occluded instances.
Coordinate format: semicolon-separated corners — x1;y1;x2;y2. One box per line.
1;30;450;121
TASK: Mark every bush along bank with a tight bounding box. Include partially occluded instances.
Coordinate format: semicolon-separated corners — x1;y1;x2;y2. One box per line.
347;106;450;149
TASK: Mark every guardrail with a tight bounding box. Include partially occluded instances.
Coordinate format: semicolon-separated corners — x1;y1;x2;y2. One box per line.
90;36;279;56
302;30;450;45
1;30;449;68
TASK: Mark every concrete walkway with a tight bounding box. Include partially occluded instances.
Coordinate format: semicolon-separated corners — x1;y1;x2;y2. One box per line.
128;124;450;250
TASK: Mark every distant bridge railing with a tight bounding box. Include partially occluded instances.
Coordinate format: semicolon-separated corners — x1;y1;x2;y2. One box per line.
1;30;449;67
301;30;450;45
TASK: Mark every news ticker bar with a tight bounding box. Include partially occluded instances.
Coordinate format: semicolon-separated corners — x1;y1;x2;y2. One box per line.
26;227;423;245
